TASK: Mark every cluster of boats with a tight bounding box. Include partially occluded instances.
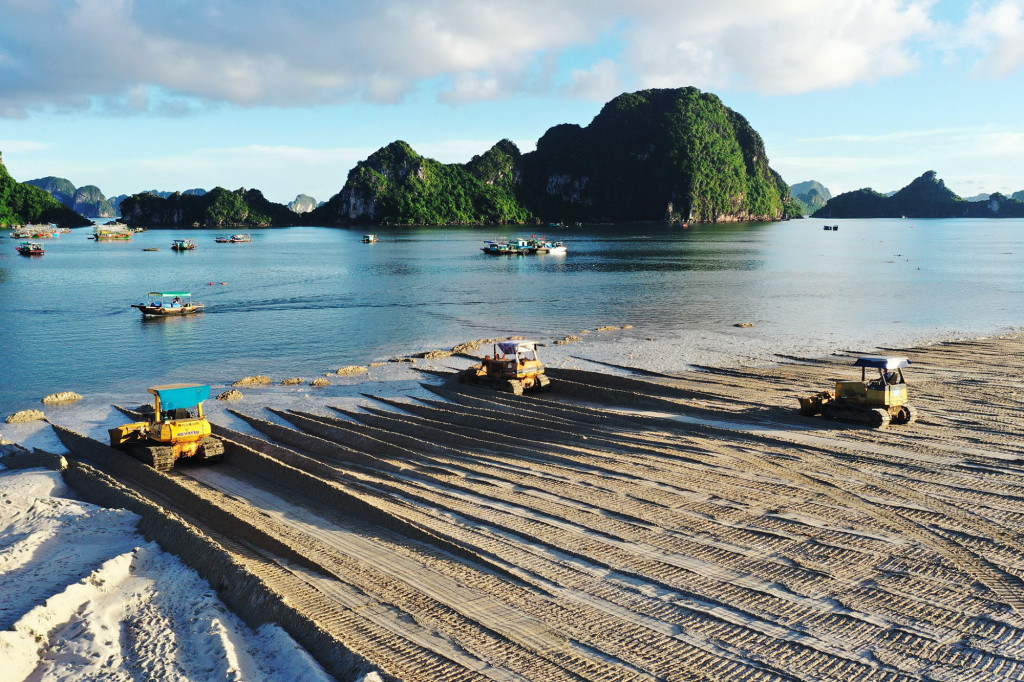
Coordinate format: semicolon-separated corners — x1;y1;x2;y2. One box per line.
11;223;68;239
215;234;253;243
481;237;567;256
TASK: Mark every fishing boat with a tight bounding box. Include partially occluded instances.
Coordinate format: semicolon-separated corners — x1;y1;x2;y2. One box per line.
482;239;530;255
171;239;197;251
215;235;232;243
131;291;204;317
16;241;44;256
93;225;132;240
541;240;567;255
362;234;378;243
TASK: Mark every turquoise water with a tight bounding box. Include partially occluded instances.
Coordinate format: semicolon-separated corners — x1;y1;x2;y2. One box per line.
1;219;1022;417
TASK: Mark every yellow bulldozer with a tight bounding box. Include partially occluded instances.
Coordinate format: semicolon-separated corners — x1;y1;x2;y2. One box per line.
109;383;225;471
798;356;918;428
461;340;551;395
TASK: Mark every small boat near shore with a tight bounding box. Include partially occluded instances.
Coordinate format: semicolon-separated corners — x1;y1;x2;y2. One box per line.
16;241;45;256
131;291;204;317
171;239;197;251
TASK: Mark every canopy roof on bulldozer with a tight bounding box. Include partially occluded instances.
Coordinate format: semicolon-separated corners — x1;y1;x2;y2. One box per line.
496;340;537;354
853;356;910;369
147;383;211;411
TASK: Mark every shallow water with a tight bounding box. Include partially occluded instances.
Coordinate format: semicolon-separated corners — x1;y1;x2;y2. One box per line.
1;219;1022;418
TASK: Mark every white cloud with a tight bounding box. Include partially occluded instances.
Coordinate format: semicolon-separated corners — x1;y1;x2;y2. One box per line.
961;0;1024;76
0;0;1018;116
0;140;53;155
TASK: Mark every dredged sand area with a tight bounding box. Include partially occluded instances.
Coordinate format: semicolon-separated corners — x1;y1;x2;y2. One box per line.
4;331;1024;680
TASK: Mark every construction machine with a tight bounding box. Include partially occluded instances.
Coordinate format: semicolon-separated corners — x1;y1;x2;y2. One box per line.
461;340;551;395
798;356;918;428
109;383;225;471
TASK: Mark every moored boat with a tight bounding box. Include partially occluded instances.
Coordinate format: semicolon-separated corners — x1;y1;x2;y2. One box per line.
362;234;378;243
230;234;252;242
16;241;44;256
215;236;232;243
171;239;197;251
482;239;530;255
93;225;133;240
131;291;204;316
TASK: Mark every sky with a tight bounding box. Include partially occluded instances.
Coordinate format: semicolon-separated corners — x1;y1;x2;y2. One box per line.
1;0;1023;205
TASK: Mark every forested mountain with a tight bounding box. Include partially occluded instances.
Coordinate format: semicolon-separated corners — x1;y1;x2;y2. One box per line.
119;187;297;227
309;87;797;226
0;154;91;227
813;171;1024;218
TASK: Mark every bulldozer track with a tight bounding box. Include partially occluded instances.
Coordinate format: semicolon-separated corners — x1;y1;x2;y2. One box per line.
51;335;1024;680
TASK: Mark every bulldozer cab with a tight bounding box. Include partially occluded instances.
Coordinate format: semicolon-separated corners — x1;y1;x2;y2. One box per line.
149;383;210;423
489;341;543;377
838;357;910;407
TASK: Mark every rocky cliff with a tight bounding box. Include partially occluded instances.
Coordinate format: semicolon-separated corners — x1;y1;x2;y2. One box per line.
814;171;1024;219
119;187;296;227
309;88;795;226
0;154;91;227
287;194;318;213
72;185;116;217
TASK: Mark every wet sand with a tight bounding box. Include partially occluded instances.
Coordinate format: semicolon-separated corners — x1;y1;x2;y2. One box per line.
9;332;1023;680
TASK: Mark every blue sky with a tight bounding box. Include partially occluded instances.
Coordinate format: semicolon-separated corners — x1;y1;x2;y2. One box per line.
1;0;1022;205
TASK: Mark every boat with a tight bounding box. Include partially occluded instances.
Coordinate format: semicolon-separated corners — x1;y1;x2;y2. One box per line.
823;224;839;231
482;239;530;255
131;291;205;317
541;240;567;255
171;239;197;251
93;225;132;240
215;233;252;243
16;241;44;256
142;247;160;251
362;234;378;243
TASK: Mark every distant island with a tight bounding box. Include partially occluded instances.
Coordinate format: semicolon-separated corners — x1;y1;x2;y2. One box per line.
120;187;299;228
789;180;832;213
0;153;92;227
815;171;1024;218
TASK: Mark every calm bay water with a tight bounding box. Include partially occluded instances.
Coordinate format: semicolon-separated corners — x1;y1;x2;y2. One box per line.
1;219;1022;418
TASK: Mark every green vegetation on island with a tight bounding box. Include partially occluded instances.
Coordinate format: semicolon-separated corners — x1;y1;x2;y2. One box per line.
0;153;92;227
119;187;298;227
310;87;796;226
789;180;832;213
814;171;1024;219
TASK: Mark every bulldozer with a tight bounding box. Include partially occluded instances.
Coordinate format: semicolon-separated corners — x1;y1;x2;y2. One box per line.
109;383;225;471
798;356;918;428
461;340;551;395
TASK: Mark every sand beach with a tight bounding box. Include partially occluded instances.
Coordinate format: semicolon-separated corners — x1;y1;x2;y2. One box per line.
3;329;1024;681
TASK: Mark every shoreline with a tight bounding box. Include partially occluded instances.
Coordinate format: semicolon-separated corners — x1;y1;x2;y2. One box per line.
4;321;1021;451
